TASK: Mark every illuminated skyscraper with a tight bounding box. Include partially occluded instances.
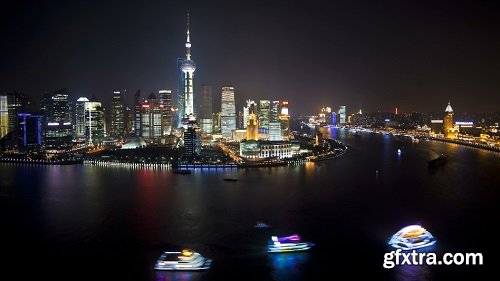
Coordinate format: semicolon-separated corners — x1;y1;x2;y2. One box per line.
41;89;72;150
17;113;42;147
199;84;213;133
6;92;31;134
178;12;196;126
212;112;221;133
0;95;8;139
85;96;105;145
183;116;201;162
271;100;280;122
133;90;142;136
159;89;173;135
258;100;270;133
110;90;126;138
221;86;236;137
279;100;290;140
338;105;346;125
75;97;89;140
246;103;258;141
141;93;164;139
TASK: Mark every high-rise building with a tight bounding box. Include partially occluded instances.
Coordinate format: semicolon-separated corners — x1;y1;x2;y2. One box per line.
246;103;258;141
212;112;221;133
141;93;164;139
279;100;290;140
110;90;126;138
41;89;72;150
85;97;105;145
258;100;270;133
330;112;337;125
159;89;173;135
238;110;244;129
179;12;196;126
339;105;346;125
133;90;142;136
183;117;201;162
268;122;282;141
221;86;236;137
125;106;133;135
6;92;31;134
0;95;8;139
199;84;213;134
271;100;280;122
75;97;89;140
17;113;42;147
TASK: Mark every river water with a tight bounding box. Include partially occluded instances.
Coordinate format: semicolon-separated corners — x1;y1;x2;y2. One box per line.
1;128;498;280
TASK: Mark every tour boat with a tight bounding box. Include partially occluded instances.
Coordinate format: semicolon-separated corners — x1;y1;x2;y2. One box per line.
154;249;212;271
388;225;436;250
267;234;315;253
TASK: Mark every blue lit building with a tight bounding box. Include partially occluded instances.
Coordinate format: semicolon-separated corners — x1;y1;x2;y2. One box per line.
330;112;337;125
17;113;42;147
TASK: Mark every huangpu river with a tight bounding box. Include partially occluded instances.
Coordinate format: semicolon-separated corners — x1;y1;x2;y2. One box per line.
1;128;498;280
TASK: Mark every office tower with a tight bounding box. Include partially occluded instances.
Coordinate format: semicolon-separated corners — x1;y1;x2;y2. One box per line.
141;93;164;139
212;112;221;133
75;97;89;140
279;100;290;140
179;12;196;126
41;89;72;150
246;103;258;141
339;105;346;125
0;95;8;139
110;90;125;138
268;122;282;141
85;96;105;145
258;100;270;133
17;113;42;147
271;100;280;122
125;106;132;135
183;116;201;161
134;90;142;136
159;89;173;135
221;86;236;137
238;110;244;129
199;84;213;133
5;92;31;134
330;112;337;125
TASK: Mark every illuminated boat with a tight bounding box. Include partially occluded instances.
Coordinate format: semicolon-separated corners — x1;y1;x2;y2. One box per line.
267;235;315;253
254;221;270;228
154;249;212;271
388;225;436;250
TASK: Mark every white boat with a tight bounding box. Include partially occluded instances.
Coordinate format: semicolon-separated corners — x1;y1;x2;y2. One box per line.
267;235;315;253
254;221;270;228
388;225;436;250
154;249;212;270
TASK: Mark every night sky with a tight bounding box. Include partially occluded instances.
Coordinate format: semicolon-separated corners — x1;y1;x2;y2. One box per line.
1;0;500;114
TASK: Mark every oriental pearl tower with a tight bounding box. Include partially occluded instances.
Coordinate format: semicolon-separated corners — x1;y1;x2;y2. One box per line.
179;11;196;127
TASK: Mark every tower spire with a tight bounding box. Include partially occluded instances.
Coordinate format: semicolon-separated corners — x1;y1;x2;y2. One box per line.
185;11;191;60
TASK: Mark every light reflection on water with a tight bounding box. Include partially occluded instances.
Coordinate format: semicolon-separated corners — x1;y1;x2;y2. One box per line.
155;271;205;281
268;252;310;281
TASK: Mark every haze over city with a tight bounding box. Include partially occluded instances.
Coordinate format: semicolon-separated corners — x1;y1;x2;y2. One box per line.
2;0;500;113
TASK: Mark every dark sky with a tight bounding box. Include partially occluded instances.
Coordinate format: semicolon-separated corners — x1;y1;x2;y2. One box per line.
1;0;500;114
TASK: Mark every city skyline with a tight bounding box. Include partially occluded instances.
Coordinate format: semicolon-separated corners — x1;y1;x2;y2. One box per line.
1;0;500;113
